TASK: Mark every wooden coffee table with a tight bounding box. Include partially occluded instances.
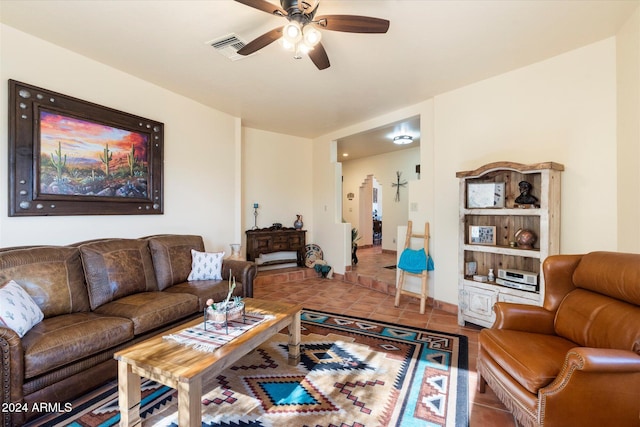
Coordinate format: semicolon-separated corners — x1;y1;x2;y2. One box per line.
114;298;303;427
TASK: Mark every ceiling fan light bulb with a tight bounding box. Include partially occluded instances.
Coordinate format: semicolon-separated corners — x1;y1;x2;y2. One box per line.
299;42;312;54
283;22;302;43
303;25;321;46
281;39;295;51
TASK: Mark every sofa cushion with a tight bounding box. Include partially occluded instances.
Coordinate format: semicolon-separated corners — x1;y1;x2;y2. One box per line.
164;279;244;311
0;246;90;317
187;249;224;281
555;289;640;354
94;292;197;335
79;239;159;310
0;280;44;337
21;312;133;379
147;235;205;290
479;329;577;393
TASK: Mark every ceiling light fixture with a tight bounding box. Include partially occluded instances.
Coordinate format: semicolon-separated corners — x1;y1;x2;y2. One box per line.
282;20;321;59
393;135;413;145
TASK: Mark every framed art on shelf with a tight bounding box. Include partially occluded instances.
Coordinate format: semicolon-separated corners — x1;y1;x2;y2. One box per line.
467;182;505;208
8;80;164;216
469;225;496;245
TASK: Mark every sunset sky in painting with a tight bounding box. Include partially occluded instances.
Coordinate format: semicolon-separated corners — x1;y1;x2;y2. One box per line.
39;111;148;164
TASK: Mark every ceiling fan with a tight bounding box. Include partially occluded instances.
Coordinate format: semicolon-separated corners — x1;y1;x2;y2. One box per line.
234;0;390;70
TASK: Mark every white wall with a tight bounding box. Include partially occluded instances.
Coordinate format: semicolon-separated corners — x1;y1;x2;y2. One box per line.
342;147;420;251
616;7;640;253
433;38;617;304
0;24;240;251
314;38;619;306
242;127;313;247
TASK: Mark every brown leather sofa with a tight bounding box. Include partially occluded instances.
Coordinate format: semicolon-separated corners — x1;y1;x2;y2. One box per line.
0;234;257;426
478;252;640;427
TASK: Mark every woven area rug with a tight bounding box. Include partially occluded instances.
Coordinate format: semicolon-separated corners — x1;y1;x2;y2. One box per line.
29;309;468;427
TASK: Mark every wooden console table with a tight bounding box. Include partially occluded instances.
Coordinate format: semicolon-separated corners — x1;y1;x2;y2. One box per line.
245;227;306;266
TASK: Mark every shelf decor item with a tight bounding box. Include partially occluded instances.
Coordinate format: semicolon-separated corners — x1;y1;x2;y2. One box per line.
467;182;505;208
469;225;496;245
515;228;537;249
514;181;539;207
465;261;477;276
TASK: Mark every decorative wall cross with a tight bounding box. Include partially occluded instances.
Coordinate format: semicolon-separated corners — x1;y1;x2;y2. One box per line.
392;171;407;202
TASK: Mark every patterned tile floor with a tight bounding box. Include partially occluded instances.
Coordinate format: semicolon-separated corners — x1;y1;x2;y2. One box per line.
253;245;517;427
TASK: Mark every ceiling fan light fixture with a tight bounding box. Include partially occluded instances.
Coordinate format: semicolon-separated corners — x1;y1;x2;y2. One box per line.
393;135;413;145
281;39;292;50
298;43;312;55
302;25;322;46
283;21;302;44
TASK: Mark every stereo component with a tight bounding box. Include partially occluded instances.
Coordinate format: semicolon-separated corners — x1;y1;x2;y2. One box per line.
496;278;538;292
498;268;538;285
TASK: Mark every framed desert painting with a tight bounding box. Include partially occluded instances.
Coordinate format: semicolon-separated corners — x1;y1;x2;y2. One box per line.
8;80;164;216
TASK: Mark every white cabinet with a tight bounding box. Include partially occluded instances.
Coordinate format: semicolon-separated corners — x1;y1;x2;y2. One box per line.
460;284;497;327
457;162;563;327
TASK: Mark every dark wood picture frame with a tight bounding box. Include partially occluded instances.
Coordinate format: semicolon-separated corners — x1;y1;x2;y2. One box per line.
8;80;164;216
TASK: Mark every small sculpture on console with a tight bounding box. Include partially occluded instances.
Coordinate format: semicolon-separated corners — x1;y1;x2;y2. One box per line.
515;181;539;206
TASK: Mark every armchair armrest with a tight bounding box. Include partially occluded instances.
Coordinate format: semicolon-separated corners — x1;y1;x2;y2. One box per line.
562;348;640;374
0;327;25;426
222;259;257;298
492;302;556;334
539;348;640;426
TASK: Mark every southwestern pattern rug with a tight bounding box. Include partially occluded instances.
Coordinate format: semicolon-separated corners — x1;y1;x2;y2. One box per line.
30;309;468;427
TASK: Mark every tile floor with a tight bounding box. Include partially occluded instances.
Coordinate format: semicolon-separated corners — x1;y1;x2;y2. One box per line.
253;246;518;427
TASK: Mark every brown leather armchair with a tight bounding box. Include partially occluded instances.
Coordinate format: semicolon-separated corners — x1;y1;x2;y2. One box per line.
477;252;640;427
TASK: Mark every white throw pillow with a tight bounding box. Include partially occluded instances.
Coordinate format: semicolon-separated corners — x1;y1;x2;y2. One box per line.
0;280;44;338
187;249;224;281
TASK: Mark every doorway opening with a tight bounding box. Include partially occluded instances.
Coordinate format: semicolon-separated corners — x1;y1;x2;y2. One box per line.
337;115;420;260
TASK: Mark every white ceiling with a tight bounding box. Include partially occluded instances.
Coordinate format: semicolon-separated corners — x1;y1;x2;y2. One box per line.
1;0;637;142
338;115;420;161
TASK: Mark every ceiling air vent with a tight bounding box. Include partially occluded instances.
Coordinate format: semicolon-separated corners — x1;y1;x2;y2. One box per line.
208;34;249;61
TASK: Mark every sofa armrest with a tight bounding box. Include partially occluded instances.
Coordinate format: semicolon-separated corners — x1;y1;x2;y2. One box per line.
222;259;257;298
538;348;640;426
0;327;26;426
492;302;556;334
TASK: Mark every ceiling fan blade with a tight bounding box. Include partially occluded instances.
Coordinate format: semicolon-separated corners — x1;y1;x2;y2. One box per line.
309;42;330;70
237;27;284;55
314;15;390;33
234;0;287;16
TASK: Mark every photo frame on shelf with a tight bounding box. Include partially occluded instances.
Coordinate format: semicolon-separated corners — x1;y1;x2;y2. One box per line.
8;80;164;216
467;182;505;208
465;261;477;276
469;225;496;245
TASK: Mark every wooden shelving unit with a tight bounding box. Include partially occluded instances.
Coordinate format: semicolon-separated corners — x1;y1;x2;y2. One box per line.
456;161;563;327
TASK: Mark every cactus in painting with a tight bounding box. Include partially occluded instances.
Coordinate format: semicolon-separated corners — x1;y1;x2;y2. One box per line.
99;143;112;177
50;141;67;182
127;144;136;177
